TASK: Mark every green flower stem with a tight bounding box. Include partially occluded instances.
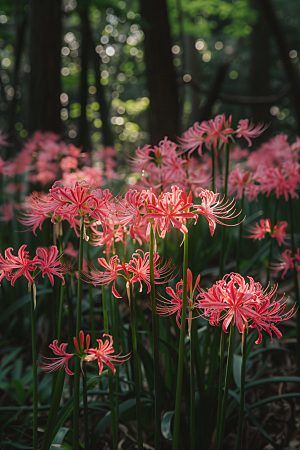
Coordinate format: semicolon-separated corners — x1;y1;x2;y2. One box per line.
102;284;118;450
57;236;65;343
30;283;38;450
127;284;144;450
73;217;85;450
267;198;279;283
212;149;216;192
57;280;64;342
219;144;230;278
236;191;244;273
112;295;120;432
87;242;96;345
217;323;235;450
172;232;189;450
236;329;247;450
41;369;65;450
149;224;161;450
82;362;90;450
189;317;195;450
288;195;300;367
215;329;225;449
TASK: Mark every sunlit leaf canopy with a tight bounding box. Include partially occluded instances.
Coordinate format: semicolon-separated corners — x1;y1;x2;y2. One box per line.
0;0;300;153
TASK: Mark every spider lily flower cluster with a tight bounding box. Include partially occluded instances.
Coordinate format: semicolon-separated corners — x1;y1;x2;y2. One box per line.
246;218;289;246
0;245;71;286
270;249;300;279
39;331;130;376
19;180;243;254
196;273;296;344
82;249;176;298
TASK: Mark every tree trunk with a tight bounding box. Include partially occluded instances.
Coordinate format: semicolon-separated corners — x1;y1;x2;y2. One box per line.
139;0;179;144
77;8;90;150
28;0;62;135
250;0;272;141
260;0;300;133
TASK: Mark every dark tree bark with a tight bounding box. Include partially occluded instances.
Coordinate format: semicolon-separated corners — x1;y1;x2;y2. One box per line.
250;0;272;141
77;8;90;150
139;0;179;144
84;9;114;147
260;0;300;132
198;63;230;123
8;11;27;140
28;0;62;134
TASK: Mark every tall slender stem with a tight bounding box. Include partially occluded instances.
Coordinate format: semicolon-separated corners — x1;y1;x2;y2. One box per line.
189;317;195;450
30;283;38;450
236;191;244;273
215;329;225;449
217;323;235;450
172;232;189;450
236;329;247;450
73;217;85;450
219;144;230;278
87;242;96;344
149;224;161;449
82;362;90;450
102;285;118;450
211;149;215;192
127;284;144;450
288;195;300;367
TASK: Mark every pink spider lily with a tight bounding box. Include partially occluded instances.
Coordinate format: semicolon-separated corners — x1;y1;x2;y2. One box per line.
35;246;72;286
85;334;131;375
156;268;200;329
194;188;243;236
196;273;295;342
0;245;38;286
38;341;75;375
198;114;234;151
269;250;294;279
144;185;197;239
127;250;175;293
246;219;271;241
83;255;123;298
177;122;204;156
82;250;175;298
249;293;296;344
236;119;269;147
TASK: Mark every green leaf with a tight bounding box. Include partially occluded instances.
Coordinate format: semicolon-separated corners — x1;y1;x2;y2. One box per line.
161;411;174;440
233;354;242;389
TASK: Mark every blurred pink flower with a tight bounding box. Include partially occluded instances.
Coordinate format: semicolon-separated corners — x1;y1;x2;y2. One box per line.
270;249;294;279
236;119;269;146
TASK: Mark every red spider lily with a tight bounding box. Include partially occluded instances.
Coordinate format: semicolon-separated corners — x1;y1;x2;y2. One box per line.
236;119;269;146
83;250;176;298
112;189;148;240
246;219;289;247
127;250;176;293
156;282;184;328
35;246;72;286
83;255;123;298
38;341;74;375
246;219;271;241
249;293;296;344
85;334;131;375
144;185;197;239
73;330;91;354
198;114;234;150
177;122;204;156
0;245;38;286
270;250;294;279
156;268;200;328
194;188;243;236
196;273;295;342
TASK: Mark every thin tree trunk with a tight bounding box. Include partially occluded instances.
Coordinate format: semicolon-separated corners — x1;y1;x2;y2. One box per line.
78;8;90;150
139;0;179;144
28;0;62;134
250;0;272;141
260;0;300;132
